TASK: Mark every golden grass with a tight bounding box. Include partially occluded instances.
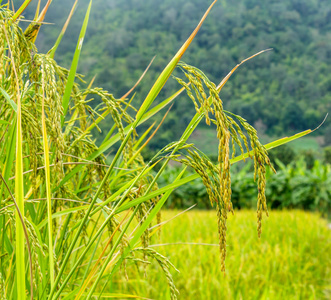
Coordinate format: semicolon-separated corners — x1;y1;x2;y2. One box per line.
112;210;331;300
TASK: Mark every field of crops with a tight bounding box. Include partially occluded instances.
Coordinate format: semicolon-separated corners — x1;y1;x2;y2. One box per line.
112;210;331;300
1;2;330;298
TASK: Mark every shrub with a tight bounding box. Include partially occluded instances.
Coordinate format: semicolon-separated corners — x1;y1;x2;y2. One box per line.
323;146;331;164
160;157;331;217
268;144;296;165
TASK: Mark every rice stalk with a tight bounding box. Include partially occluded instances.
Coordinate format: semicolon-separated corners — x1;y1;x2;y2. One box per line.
2;21;27;298
41;62;54;288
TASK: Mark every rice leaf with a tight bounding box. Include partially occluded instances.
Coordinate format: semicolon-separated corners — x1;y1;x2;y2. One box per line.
89;294;152;299
10;0;32;22
37;205;89;230
135;0;218;122
230;129;312;164
48;0;79;58
41;72;54;288
85;56;155;133
0;87;17;112
33;0;41;20
62;0;92;122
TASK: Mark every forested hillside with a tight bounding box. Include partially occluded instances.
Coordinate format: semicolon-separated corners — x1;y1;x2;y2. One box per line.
25;0;331;148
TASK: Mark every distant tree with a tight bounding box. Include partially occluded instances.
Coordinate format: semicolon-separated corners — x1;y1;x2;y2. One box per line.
281;101;305;131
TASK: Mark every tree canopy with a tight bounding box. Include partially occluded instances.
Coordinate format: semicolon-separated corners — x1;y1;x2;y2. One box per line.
25;0;331;148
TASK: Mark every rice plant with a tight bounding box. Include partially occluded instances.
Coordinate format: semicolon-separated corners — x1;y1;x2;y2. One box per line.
0;1;313;299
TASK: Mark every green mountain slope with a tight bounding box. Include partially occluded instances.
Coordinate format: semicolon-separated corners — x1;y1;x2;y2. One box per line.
25;0;331;147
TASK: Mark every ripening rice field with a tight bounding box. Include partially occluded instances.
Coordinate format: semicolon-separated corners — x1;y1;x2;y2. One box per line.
111;210;331;300
1;2;330;299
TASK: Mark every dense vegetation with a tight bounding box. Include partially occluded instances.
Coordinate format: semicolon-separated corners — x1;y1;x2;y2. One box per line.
160;156;331;217
25;0;331;148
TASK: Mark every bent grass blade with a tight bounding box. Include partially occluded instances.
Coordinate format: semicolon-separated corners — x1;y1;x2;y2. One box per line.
115;129;313;214
135;0;218;122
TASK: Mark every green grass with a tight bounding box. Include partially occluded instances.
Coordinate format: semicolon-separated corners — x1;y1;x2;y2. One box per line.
112;210;331;300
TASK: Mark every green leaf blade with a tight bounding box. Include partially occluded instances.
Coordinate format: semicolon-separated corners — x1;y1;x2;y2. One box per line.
61;0;92;122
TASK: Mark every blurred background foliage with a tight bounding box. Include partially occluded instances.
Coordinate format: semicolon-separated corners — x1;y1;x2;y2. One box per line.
158;150;331;217
23;0;331;151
